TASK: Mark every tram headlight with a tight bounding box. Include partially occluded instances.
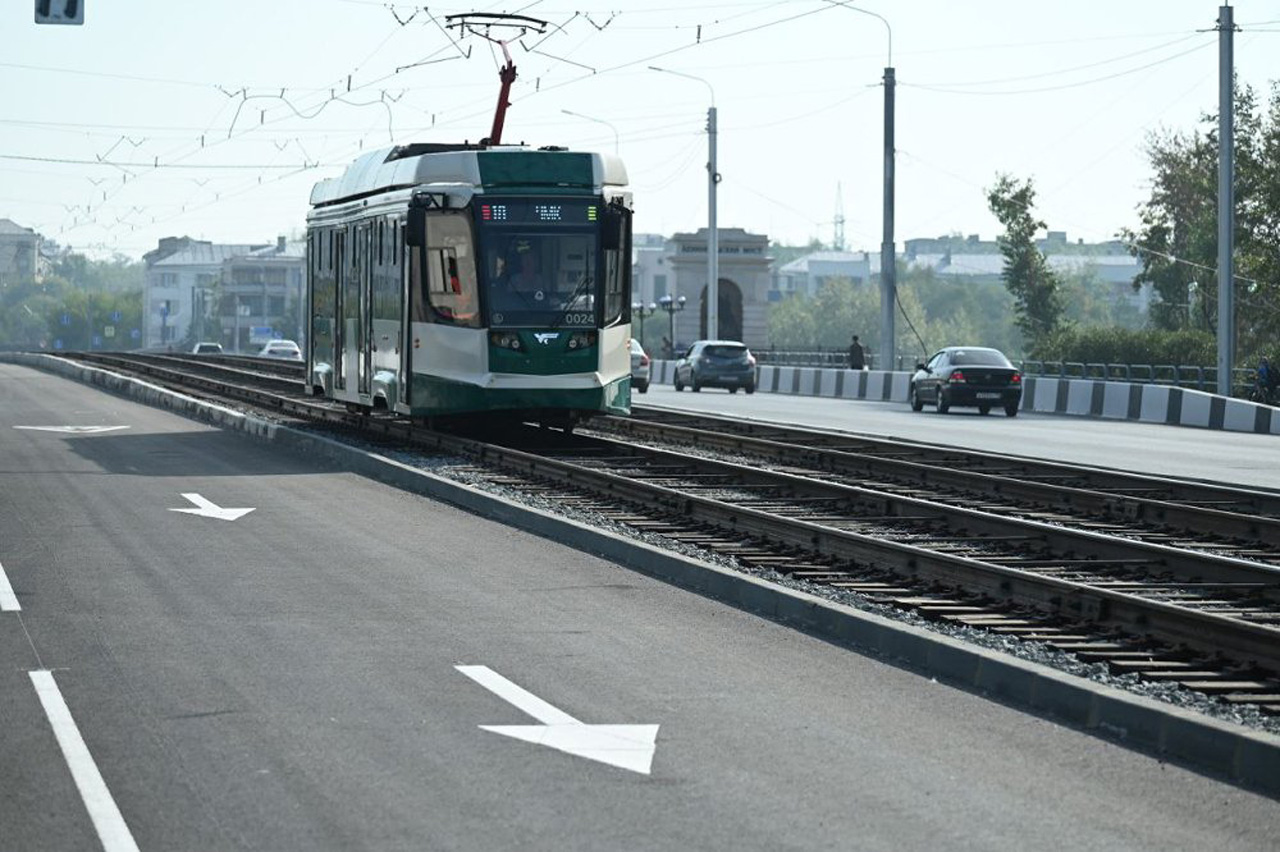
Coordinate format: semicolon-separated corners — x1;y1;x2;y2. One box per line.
566;331;597;350
490;332;523;351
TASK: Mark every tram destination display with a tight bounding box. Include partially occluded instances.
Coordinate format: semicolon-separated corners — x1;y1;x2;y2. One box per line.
479;199;600;226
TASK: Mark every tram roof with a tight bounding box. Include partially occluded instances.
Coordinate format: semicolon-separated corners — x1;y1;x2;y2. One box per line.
309;143;628;208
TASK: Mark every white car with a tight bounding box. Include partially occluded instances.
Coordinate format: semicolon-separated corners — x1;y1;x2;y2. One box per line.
191;342;223;355
258;339;302;360
629;338;651;393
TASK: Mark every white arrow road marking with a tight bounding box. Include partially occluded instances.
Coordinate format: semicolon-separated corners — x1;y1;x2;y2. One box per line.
30;671;141;852
0;559;18;611
168;493;255;521
457;664;659;775
13;425;130;434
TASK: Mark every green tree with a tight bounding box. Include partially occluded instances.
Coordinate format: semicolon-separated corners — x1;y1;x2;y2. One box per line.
765;266;1023;365
52;251;144;292
986;174;1065;346
1122;81;1280;361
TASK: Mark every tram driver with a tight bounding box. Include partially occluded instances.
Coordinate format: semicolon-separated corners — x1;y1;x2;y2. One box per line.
503;239;546;302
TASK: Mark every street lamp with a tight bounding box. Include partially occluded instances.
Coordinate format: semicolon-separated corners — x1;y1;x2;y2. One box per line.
649;65;719;342
657;293;686;358
632;300;657;343
561;109;619;154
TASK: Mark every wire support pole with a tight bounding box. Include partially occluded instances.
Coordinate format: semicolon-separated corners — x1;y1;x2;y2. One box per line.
708;104;719;341
1216;3;1235;395
649;66;718;340
881;64;896;372
830;3;896;369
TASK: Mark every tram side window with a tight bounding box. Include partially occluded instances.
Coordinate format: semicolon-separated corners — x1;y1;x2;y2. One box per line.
601;204;631;327
421;213;480;328
602;244;629;327
372;216;401;322
310;228;337;352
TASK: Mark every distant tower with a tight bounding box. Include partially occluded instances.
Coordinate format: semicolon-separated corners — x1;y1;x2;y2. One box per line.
833;183;846;251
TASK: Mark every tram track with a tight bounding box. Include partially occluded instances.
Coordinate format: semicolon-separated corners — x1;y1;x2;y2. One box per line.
599;407;1280;551
54;352;1280;716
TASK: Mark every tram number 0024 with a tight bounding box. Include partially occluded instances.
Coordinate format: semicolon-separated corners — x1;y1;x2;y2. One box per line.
561;313;594;327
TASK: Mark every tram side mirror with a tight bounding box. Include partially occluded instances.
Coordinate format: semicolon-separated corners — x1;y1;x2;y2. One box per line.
601;206;625;251
405;208;425;247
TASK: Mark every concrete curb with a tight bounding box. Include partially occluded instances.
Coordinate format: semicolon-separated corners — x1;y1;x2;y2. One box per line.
8;352;1280;796
649;360;1279;436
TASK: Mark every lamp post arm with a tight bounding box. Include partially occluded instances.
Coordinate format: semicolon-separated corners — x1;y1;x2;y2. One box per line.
824;2;891;65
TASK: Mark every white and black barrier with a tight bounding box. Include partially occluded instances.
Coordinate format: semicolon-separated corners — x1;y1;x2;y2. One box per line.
649;361;1280;436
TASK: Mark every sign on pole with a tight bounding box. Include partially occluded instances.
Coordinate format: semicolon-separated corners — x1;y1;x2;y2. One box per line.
34;0;83;25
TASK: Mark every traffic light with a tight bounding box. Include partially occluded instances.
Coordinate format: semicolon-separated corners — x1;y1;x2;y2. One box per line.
35;0;83;25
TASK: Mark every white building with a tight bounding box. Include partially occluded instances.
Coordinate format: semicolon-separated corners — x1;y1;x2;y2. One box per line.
0;218;42;288
773;250;872;299
143;238;264;349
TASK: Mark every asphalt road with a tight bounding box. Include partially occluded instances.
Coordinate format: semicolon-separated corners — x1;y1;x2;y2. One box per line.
637;382;1280;490
2;362;1278;851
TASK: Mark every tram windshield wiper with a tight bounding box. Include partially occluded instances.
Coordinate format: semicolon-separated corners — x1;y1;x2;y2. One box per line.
550;275;594;328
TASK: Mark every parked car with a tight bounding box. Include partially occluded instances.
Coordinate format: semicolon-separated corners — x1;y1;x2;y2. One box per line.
258;339;303;360
910;346;1022;416
629;338;650;393
191;342;223;355
673;340;757;393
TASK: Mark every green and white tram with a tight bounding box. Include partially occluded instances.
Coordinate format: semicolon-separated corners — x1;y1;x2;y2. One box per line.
305;142;634;427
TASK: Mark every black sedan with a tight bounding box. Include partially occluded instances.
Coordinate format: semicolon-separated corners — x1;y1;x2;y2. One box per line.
909;346;1022;416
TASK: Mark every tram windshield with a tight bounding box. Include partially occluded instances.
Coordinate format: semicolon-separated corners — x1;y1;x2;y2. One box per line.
475;198;607;329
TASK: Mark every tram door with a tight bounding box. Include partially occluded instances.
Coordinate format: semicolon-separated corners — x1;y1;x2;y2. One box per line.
333;228;346;390
342;222;371;397
398;218;411;408
356;221;372;395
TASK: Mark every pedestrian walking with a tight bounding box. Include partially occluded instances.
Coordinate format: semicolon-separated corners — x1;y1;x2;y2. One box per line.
1257;356;1277;404
848;334;866;370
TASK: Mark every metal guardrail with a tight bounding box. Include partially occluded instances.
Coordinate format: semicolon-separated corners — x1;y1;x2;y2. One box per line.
751;349;916;371
749;349;1262;397
1020;360;1261;397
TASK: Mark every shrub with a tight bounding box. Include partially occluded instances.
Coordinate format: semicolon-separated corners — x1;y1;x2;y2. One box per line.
1029;327;1216;366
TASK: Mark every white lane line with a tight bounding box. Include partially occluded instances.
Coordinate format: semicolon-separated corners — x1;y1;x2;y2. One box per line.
456;665;581;725
0;559;18;611
29;671;141;852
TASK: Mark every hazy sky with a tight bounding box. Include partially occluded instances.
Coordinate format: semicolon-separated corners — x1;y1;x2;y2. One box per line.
3;1;1278;259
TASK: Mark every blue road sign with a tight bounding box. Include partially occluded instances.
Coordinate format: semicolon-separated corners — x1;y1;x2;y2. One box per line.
60;313;71;326
54;339;63;350
130;328;141;340
110;310;122;322
92;335;103;347
35;1;84;25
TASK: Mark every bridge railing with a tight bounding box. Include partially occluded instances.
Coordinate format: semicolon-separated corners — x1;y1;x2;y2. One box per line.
751;348;919;371
1020;361;1261;397
750;350;1260;397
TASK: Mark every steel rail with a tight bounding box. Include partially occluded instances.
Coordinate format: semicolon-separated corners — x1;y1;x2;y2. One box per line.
601;408;1280;548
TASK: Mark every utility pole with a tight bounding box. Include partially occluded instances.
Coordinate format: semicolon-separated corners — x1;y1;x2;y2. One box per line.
707;105;719;340
1216;3;1235;395
880;65;896;372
